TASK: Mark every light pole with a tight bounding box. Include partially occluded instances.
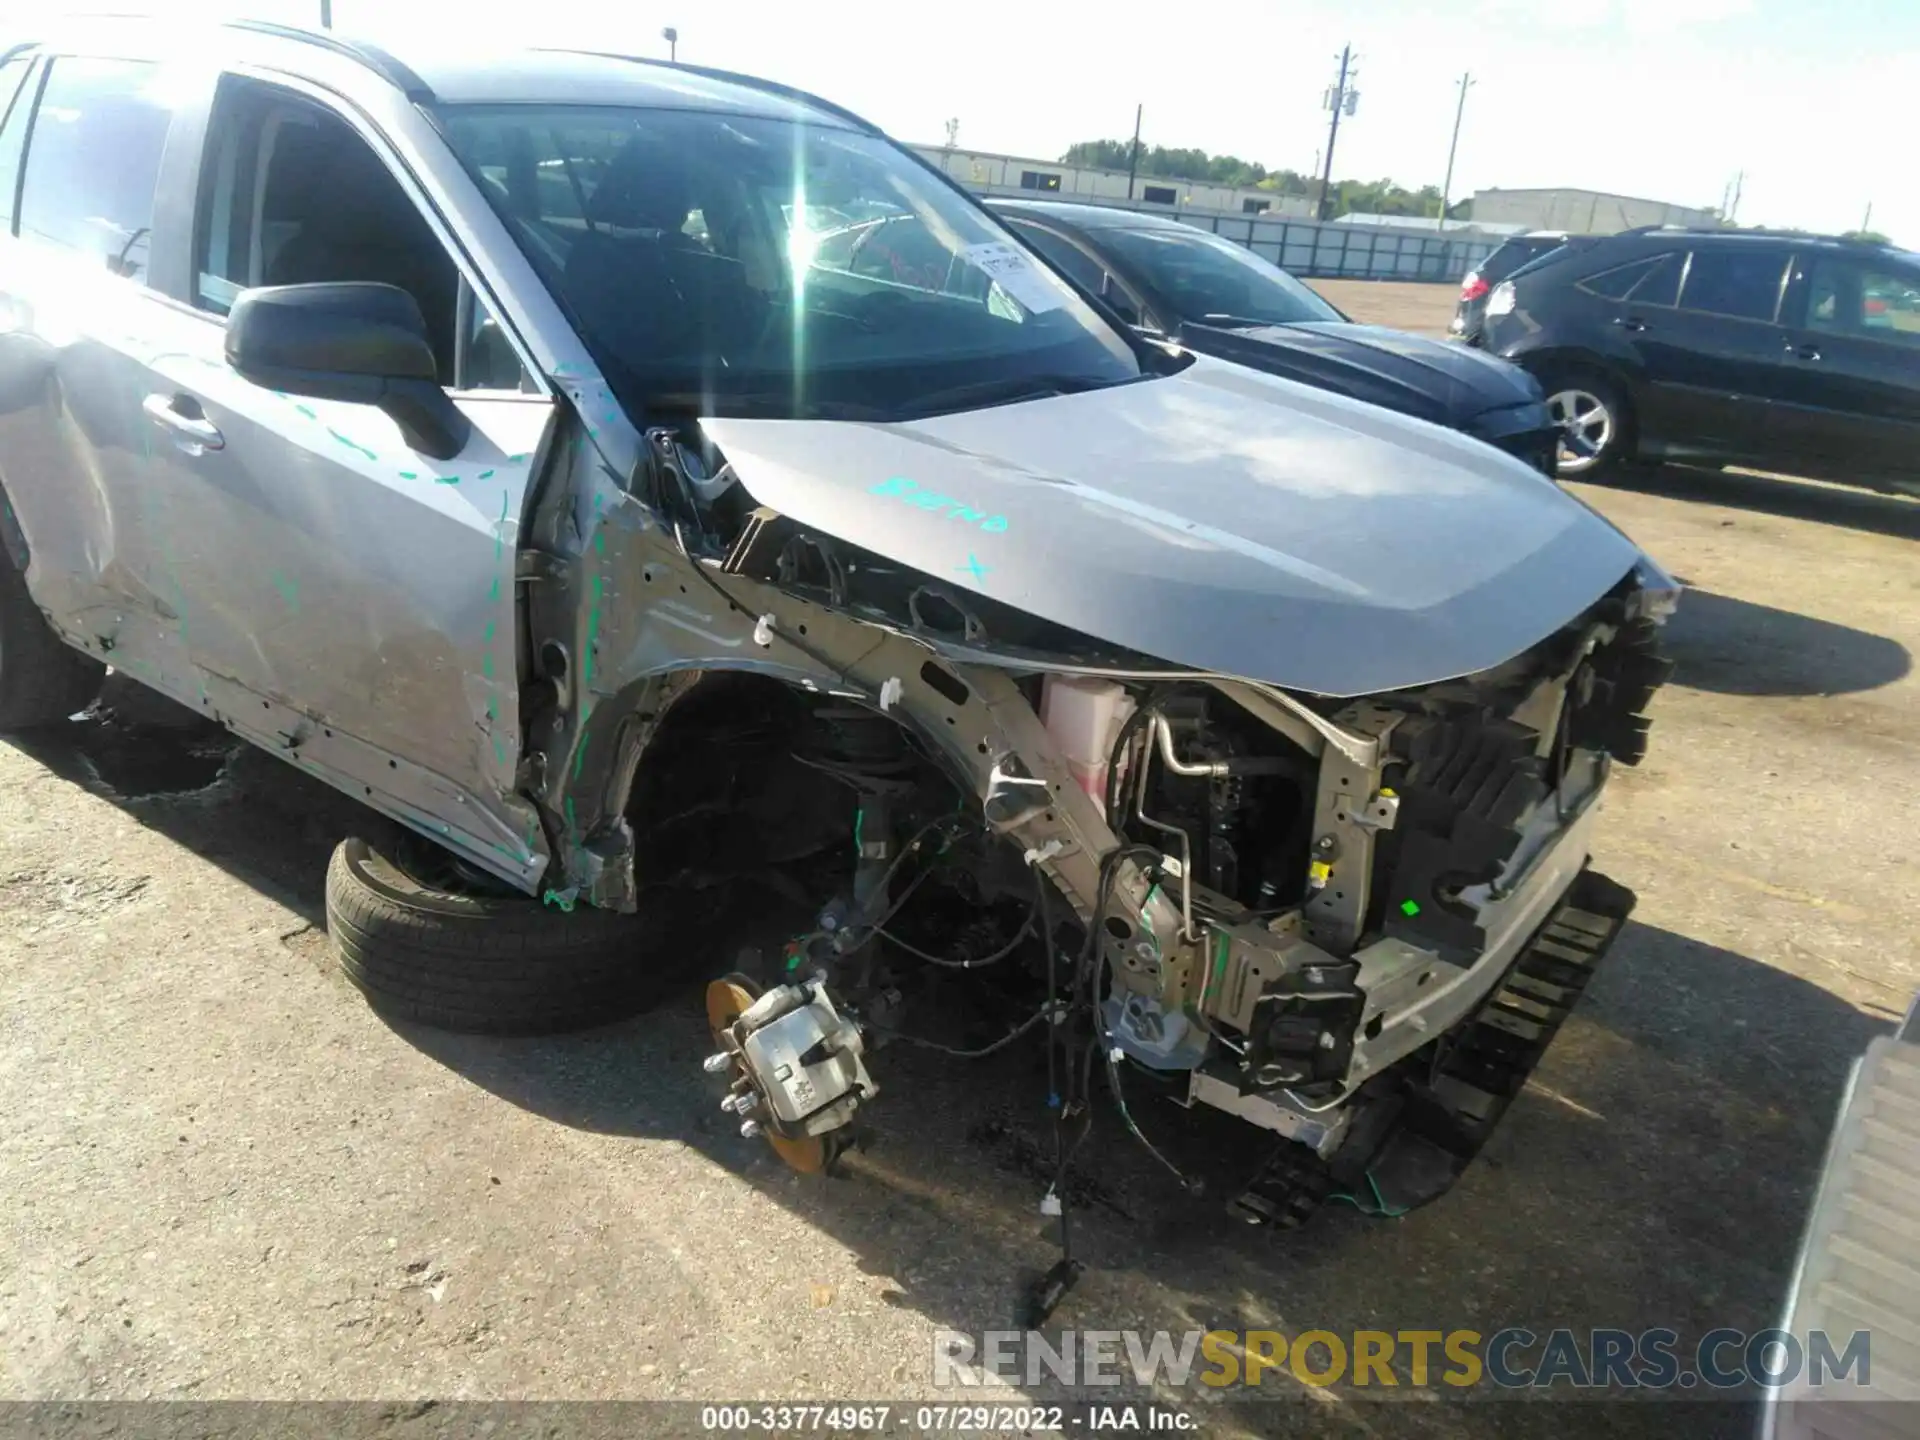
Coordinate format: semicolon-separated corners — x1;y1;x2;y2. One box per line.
1438;71;1473;230
319;0;331;27
1316;45;1358;221
1126;104;1143;200
661;26;678;61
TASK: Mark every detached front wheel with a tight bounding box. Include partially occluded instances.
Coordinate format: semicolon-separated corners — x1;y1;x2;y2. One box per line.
325;836;663;1035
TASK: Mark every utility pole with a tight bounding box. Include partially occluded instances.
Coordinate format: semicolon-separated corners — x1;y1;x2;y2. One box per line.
1728;169;1744;225
1438;71;1473;230
1126;104;1143;199
319;0;331;27
1316;45;1358;221
1862;201;1874;232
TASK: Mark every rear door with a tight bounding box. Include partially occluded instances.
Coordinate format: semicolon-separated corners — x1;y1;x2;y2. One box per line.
1769;251;1920;487
1632;244;1795;463
0;51;189;648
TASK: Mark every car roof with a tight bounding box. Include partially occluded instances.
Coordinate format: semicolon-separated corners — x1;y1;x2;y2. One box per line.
985;198;1202;234
9;22;868;131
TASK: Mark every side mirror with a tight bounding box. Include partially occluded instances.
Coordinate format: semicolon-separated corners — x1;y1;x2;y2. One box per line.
226;282;471;460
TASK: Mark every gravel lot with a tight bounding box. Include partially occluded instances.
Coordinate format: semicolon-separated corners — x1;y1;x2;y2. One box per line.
3;282;1916;1438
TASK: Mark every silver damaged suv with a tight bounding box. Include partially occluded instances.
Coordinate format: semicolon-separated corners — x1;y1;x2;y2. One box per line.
0;23;1676;1261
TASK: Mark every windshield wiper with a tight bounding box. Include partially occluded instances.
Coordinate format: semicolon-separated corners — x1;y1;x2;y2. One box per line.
892;372;1139;421
1196;313;1290;330
647;390;889;422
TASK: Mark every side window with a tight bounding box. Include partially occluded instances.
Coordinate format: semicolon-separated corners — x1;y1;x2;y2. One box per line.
1578;253;1681;305
1677;248;1789;322
1009;222;1104;293
1805;257;1920;348
0;56;39;232
16;57;173;281
193;78;521;389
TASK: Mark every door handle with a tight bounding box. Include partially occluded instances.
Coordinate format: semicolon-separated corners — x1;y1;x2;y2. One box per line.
1787;342;1822;361
142;392;225;453
1611;316;1647;332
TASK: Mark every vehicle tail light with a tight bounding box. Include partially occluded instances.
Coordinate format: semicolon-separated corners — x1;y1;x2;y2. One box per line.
1486;281;1517;318
1460;272;1489;302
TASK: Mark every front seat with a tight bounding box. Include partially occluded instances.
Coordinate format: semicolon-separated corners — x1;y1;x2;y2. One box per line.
267;135;460;381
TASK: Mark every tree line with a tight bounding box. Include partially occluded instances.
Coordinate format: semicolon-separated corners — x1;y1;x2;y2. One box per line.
1059;138;1458;219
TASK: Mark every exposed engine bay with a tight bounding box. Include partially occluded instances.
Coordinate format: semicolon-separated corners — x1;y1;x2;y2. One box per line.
510;403;1676;1321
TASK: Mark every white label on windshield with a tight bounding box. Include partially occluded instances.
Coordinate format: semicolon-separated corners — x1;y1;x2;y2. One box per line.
960;242;1066;313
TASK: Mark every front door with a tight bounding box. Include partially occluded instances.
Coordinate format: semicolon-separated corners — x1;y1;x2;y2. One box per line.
132;76;555;884
1769;251;1920;488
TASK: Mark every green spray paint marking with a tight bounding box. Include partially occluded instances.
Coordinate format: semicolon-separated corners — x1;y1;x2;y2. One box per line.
295;404;317;420
853;807;864;854
481;652;495;679
327;428;377;462
433;474;459;486
492;734;508;765
493;492;509;560
581;574;603;687
398;471;418;481
477;469;495;480
573;741;588;780
593;532;604;555
1209;931;1230;1007
1400;899;1422;917
269;572;300;613
482;620;496;644
488;575;500;602
507;453;530;463
564;795;577;836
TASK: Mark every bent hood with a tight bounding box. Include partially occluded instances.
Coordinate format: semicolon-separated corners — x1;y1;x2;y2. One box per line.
1178;320;1542;427
700;355;1644;697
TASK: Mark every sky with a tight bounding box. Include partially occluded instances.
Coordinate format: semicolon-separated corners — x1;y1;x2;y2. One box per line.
5;0;1916;246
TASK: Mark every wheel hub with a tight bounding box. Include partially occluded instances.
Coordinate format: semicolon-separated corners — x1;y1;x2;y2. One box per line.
1547;388;1613;474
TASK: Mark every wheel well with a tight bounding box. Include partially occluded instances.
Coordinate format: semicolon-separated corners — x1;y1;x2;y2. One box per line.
619;671;959;893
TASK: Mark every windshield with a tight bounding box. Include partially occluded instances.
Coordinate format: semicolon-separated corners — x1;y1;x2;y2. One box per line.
440;106;1141;419
1100;226;1343;327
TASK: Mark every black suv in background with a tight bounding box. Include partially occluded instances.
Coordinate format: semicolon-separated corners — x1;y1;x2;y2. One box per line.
1451;231;1565;344
1483;228;1920;491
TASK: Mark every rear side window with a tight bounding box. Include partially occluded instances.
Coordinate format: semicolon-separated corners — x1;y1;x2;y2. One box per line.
1578;252;1681;305
1678;247;1789;322
0;56;37;231
17;57;173;282
1484;238;1558;281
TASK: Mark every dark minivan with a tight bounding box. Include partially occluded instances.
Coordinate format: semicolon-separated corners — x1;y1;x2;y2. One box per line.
1483;228;1920;490
1451;231;1565;345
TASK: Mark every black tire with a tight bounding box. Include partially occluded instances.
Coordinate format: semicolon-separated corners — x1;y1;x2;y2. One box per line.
0;547;104;731
325;836;662;1035
1537;366;1634;480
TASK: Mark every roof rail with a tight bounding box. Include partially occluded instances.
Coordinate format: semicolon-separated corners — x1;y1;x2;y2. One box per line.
1620;222;1883;245
533;49;882;134
222;20;434;103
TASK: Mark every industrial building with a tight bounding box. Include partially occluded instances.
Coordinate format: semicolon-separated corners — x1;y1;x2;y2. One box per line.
909;145;1315;218
1467;186;1720;234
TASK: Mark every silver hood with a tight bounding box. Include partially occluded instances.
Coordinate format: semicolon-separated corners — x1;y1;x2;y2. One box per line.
701;354;1644;696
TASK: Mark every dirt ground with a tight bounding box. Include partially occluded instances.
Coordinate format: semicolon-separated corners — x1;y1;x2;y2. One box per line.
1309;279;1461;335
2;281;1917;1438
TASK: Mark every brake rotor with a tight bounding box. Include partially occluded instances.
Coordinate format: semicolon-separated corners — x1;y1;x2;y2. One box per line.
705;973;831;1175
